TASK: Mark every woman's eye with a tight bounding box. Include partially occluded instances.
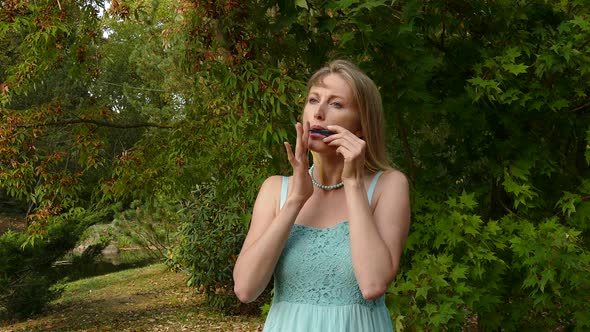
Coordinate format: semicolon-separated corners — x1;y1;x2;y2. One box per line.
308;98;318;104
331;102;342;109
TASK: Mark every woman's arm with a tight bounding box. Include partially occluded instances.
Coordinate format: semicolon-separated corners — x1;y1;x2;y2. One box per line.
323;124;411;300
232;176;307;303
344;170;410;300
233;122;313;303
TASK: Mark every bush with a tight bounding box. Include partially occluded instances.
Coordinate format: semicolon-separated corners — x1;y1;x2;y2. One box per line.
0;207;112;319
167;182;265;314
0;228;70;319
387;193;590;331
114;199;178;261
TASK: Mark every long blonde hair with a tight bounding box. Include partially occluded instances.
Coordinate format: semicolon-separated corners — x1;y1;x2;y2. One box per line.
307;60;392;172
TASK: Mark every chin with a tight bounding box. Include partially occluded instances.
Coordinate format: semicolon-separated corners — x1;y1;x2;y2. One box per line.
308;141;333;154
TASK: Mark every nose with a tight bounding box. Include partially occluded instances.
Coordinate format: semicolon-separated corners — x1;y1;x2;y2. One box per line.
314;101;326;120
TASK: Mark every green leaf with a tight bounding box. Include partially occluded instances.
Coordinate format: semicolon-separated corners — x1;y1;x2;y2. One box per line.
330;0;355;10
550;99;569;110
394;315;405;332
571;16;590;31
357;0;387;10
504;47;521;62
503;63;529;75
539;269;555;292
455;282;470;295
500;88;522;104
556;191;581;217
416;285;431;299
424;303;437;316
450;265;468;282
459;192;478;210
295;0;308;9
464;225;480;236
340;32;355;46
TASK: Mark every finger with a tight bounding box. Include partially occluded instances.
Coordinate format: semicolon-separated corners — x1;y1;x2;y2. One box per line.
327;124;363;138
294;122;303;157
326;136;364;153
339;133;365;150
324;127;361;140
336;143;353;155
284;142;295;164
335;146;350;159
324;134;354;145
326;124;346;133
335;145;360;163
303;121;310;148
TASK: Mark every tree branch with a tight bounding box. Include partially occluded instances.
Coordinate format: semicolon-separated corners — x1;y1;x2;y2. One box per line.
569;101;590;114
17;119;173;129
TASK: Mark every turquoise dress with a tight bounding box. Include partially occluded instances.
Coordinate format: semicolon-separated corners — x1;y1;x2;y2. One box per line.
263;172;393;332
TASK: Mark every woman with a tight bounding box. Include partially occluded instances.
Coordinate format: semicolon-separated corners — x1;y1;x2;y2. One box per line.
233;60;411;331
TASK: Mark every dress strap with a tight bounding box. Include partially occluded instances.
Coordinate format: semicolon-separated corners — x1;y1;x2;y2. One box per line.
367;171;384;204
280;176;289;210
281;173;381;208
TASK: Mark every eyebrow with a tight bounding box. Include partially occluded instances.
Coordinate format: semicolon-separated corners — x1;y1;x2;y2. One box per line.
307;90;347;100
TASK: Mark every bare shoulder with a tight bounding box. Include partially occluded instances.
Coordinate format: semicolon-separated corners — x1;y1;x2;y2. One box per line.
259;175;285;192
372;169;410;208
377;169;410;194
254;175;286;217
380;169;409;186
241;175;285;250
257;175;284;203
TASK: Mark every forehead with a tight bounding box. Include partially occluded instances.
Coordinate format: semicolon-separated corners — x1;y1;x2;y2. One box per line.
309;73;353;98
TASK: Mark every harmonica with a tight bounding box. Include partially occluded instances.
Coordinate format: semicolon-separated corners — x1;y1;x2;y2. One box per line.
310;128;336;137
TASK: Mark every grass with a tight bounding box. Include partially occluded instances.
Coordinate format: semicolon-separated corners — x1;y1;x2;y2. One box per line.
0;264;264;332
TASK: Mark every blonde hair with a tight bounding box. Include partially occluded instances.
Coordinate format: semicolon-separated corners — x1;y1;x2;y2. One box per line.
307;60;392;172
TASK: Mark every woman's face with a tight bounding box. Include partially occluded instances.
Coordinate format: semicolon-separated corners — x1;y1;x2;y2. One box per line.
302;73;362;152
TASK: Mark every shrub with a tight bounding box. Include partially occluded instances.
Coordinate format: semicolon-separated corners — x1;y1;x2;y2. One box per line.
114;199;178;261
388;193;590;331
167;182;265;314
0;207;113;319
0;228;70;319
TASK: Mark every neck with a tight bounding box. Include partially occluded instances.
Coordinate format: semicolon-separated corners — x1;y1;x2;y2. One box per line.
311;154;345;186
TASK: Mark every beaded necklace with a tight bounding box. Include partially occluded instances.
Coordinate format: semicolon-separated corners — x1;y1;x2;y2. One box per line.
308;164;344;190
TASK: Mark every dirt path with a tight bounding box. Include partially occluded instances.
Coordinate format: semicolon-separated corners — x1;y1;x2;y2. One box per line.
0;264;263;332
0;214;26;234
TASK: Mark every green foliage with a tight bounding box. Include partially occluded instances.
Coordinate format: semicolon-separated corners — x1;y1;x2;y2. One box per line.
2;0;590;329
114;199;178;261
259;289;273;319
389;193;589;331
0;231;49;318
0;207;104;319
167;183;257;313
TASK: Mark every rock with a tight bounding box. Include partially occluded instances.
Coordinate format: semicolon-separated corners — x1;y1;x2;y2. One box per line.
73;244;89;255
73;223;116;256
102;243;119;256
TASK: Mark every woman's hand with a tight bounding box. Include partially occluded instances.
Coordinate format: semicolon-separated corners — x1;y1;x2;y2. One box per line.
284;122;313;203
322;125;366;182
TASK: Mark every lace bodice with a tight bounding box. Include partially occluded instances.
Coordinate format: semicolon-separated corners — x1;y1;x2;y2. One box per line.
273;221;382;308
263;173;392;332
